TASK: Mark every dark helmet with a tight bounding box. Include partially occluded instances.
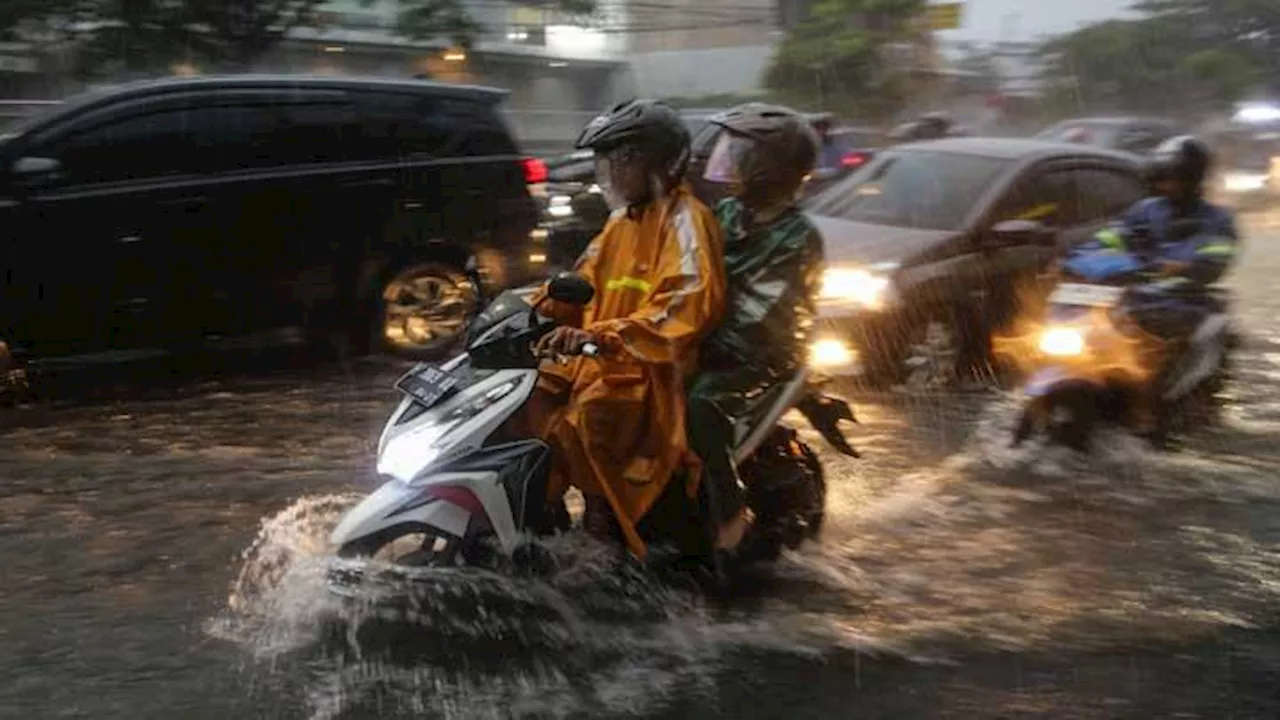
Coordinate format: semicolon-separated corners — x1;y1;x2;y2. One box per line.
708;103;819;205
574;99;691;182
810;111;836;133
1147;135;1213;190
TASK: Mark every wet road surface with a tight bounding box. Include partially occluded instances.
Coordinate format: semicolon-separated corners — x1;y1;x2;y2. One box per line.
3;216;1280;719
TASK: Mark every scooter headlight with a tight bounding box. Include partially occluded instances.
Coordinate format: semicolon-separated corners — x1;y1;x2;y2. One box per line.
1038;327;1086;357
377;380;521;482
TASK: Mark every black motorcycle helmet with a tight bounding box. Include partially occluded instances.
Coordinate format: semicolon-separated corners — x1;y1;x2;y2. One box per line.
705;102;819;208
574;99;691;189
1146;135;1213;199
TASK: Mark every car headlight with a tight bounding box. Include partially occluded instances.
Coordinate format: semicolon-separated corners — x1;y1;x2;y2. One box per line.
820;266;895;309
1038;326;1085;357
1222;173;1267;193
377;380;521;482
809;338;855;368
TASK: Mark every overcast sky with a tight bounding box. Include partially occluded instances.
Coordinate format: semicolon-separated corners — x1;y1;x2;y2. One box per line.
937;0;1135;43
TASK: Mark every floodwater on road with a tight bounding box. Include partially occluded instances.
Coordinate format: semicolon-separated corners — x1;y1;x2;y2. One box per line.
2;216;1280;719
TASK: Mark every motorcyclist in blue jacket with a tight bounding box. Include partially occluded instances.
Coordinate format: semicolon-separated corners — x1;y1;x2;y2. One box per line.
1083;136;1238;295
1068;135;1239;434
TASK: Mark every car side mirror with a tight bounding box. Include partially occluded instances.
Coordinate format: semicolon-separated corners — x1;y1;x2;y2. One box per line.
992;219;1056;247
547;272;595;305
12;156;60;176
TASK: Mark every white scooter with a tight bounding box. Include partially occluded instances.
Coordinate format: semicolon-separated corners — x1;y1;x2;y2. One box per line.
329;273;858;578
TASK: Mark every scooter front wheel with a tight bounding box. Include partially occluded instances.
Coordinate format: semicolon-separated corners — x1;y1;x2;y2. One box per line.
336;525;470;568
1046;390;1098;452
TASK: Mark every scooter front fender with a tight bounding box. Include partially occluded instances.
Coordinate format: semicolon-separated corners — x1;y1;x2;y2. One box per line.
1021;366;1105;399
1013;367;1107;448
329;476;484;553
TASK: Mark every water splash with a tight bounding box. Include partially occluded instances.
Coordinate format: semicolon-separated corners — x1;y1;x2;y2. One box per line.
210;495;901;720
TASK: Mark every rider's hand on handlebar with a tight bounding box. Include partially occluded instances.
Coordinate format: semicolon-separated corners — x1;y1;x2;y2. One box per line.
533;326;597;358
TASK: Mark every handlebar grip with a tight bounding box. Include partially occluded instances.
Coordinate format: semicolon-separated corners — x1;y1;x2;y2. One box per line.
581;342;599;358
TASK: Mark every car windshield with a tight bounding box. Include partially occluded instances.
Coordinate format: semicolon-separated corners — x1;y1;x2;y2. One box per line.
829;130;878;150
1036;121;1121;147
806;150;1010;230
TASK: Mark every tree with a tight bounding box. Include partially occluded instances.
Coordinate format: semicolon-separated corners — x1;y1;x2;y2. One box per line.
1137;0;1280;78
66;0;597;77
1037;14;1259;117
0;0;82;42
374;0;596;48
764;0;927;119
70;0;330;73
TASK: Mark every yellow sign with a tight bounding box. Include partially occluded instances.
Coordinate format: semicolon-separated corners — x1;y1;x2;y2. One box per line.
926;2;964;31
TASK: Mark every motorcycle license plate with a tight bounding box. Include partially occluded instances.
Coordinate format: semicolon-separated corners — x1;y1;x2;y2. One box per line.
1049;283;1123;308
395;364;459;407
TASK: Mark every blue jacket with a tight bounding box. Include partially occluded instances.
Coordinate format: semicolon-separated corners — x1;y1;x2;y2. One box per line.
1073;196;1238;286
817;139;845;172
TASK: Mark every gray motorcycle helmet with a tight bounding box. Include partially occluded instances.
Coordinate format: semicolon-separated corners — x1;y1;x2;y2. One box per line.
574;99;692;184
708;102;819;206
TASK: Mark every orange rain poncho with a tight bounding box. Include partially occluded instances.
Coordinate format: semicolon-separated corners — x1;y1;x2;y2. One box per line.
532;183;726;558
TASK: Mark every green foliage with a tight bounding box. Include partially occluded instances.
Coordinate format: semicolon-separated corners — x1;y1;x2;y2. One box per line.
375;0;596;47
1;0;86;41
1038;9;1264;116
23;0;597;77
52;1;329;73
765;0;927;120
1136;0;1280;76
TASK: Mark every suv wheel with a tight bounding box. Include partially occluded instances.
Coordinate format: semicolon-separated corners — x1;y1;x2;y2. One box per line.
378;262;477;359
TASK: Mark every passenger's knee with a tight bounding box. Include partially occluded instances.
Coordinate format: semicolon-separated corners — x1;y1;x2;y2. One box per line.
685;392;719;431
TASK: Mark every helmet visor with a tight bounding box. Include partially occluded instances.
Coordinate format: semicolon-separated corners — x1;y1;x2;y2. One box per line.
703;133;755;184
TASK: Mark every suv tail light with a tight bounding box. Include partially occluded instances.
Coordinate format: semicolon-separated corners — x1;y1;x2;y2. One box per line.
522;157;548;184
841;151;870;169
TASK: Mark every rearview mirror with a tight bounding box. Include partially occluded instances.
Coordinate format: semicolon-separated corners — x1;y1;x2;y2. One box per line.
547;272;595;306
992;219;1056;247
12;156;60;176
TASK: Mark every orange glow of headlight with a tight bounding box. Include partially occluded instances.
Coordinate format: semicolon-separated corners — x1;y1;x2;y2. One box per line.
992;278;1162;384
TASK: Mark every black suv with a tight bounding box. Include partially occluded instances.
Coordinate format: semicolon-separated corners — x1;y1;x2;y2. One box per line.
0;75;544;372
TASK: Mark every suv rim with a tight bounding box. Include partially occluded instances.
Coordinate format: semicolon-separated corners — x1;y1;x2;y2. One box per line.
382;267;475;355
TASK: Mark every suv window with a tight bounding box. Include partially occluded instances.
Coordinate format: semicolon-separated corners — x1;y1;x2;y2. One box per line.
40;107;202;185
994;169;1080;228
273;99;361;165
1073;168;1144;221
442;98;518;156
188;103;279;172
354;91;458;159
